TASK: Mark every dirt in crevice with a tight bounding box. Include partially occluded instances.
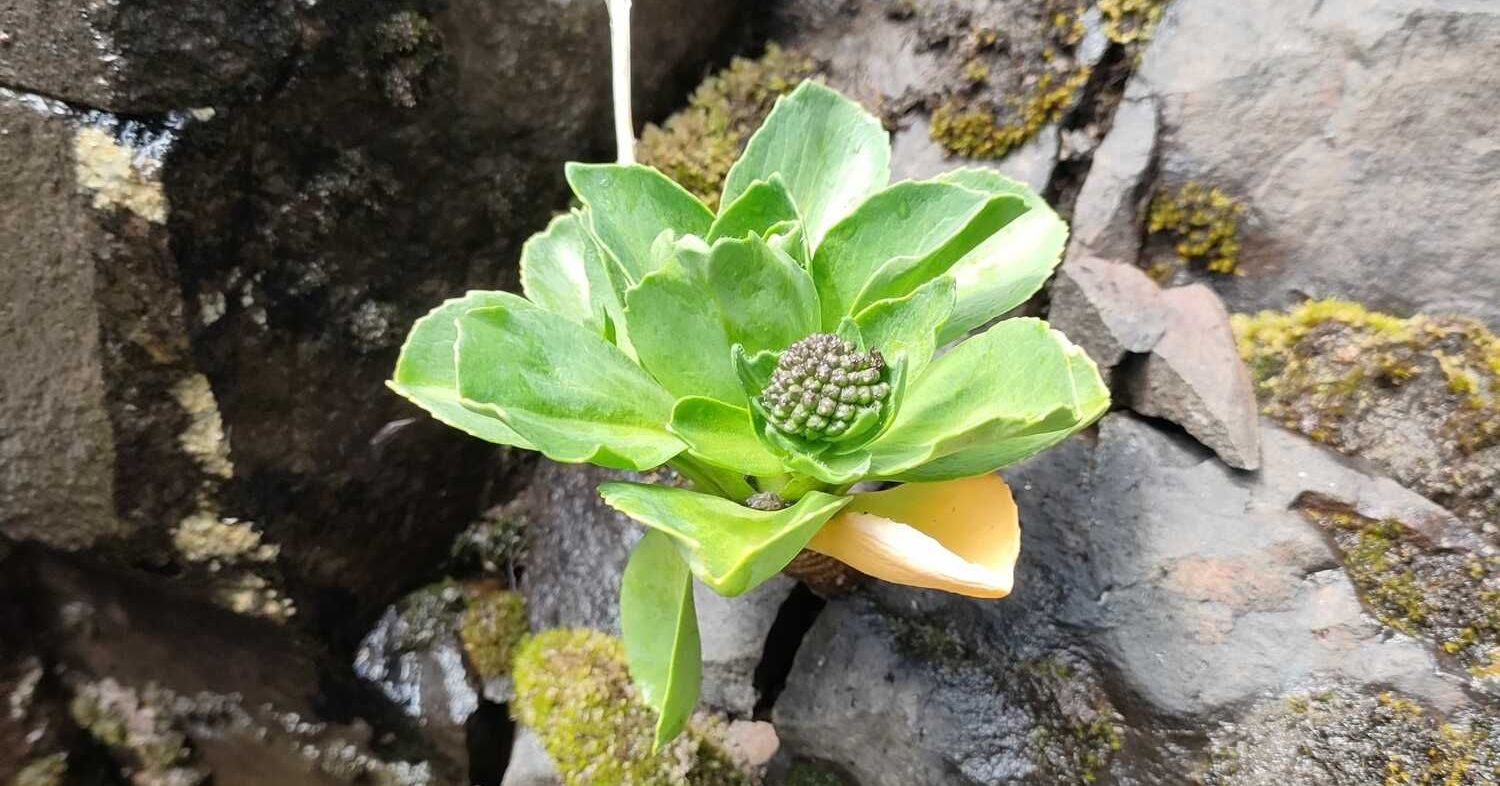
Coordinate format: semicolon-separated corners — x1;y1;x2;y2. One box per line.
751;583;828;720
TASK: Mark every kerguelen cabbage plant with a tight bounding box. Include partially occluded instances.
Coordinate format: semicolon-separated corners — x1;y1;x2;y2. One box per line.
390;81;1109;748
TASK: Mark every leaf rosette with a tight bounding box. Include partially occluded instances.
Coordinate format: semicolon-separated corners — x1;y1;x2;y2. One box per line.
389;81;1108;747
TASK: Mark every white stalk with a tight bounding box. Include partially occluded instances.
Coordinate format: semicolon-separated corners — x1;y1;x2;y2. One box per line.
605;0;636;165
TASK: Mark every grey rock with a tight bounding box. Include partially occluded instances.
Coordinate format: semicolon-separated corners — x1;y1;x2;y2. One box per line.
516;462;643;634
1006;414;1465;717
0;0;301;112
892;119;1059;195
1100;0;1500;324
696;575;796;717
354;582;481;768
500;728;563;786
1046;254;1168;378
517;461;798;716
1067;97;1157;262
1124;284;1262;469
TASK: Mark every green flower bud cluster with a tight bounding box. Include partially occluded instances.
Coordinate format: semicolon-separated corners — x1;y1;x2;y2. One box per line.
759;333;890;440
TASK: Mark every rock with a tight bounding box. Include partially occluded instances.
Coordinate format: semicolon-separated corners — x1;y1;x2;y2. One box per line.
1079;0;1500;324
1067;96;1157;261
0;0;302;112
2;543;461;785
516;461;807;716
1046;254;1168;379
725;720;781;774
353;582;481;770
770;0;1112;191
697;576;797;717
500;728;562;786
775;594;1122;786
1123;284;1262;469
1005;414;1466;717
775;414;1484;783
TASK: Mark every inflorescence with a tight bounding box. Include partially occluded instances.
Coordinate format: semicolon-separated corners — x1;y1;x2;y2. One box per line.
760;333;890;441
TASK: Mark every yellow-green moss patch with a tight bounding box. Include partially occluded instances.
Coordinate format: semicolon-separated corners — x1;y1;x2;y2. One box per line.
510;628;748;786
459;589;527;680
1299;505;1500;675
1147;181;1246;275
637;45;818;208
929;67;1092;160
1233;299;1500;527
1097;0;1171;45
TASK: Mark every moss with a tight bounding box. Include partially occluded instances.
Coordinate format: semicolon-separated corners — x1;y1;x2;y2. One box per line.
1147;181;1246;274
929;67;1092;159
12;754;67;786
784;760;854;786
69;679;206;785
637;45;819;208
1097;0;1171;45
1299;506;1500;674
510;629;749;786
1205;688;1500;785
459;589;527;681
368;10;442;109
1233;300;1500;527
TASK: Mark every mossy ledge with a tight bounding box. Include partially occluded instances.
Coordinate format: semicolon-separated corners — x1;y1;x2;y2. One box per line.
1233;299;1500;529
637;45;818;208
510;628;749;785
1298;504;1499;677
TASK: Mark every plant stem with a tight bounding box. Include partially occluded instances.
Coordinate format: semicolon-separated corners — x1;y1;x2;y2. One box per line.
604;0;635;165
669;456;754;501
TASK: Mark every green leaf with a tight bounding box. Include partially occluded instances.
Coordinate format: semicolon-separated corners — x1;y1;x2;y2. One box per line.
684;234;820;356
853;276;956;380
708;175;799;243
620;531;701;750
722;81;890;249
669;397;783;477
389;291;534;449
935;170;1068;343
867;318;1109;480
519;211;620;335
624;257;743;405
852;193;1028;315
454;298;684;470
732;345;779;404
598;483;851;596
810;181;1023;327
565;163;714;282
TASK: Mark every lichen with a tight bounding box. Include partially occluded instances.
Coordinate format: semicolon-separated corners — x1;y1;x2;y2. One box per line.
449;507;527;576
1097;0;1171;45
510;628;749;786
1233;300;1500;528
12;754;67;786
1203;687;1500;785
368;10;442;109
1147;181;1246;275
73;126;168;223
637;45;818;208
1299;505;1500;676
459;589;527;681
909;0;1094;160
170;374;234;480
172;512;277;565
69;679;206;786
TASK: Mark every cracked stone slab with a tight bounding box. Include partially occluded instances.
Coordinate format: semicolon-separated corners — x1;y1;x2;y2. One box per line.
1047;254;1168;380
1124;284;1262;470
1068;96;1157;262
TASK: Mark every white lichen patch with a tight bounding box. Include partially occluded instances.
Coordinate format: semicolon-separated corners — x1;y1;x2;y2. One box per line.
170;374;233;480
173;512;278;565
73;126;167;223
221;572;296;621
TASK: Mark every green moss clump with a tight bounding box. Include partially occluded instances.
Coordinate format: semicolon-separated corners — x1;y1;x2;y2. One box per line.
1299;506;1500;675
929;67;1092;159
510;629;748;786
460;589;527;680
637;45;819;208
68;680;205;785
1147;181;1246;275
1097;0;1171;45
368;10;442;109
